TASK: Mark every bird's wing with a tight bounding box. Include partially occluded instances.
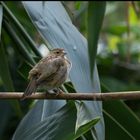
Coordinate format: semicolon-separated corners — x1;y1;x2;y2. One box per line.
35;57;65;84
28;56;52;79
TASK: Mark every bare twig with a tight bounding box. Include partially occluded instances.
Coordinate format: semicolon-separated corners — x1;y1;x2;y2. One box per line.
0;91;140;100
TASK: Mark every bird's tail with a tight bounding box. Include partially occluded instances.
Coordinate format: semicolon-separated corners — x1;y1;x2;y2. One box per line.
21;77;37;100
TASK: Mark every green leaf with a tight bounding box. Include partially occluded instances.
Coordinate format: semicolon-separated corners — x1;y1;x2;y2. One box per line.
13;101;100;140
0;33;22;118
83;130;97;140
13;99;66;139
1;1;42;57
3;19;36;65
102;78;140;139
76;116;100;137
13;101;76;140
88;1;106;78
0;38;14;91
103;100;140;139
0;5;23;118
75;101;100;132
0;5;13;90
104;110;136;140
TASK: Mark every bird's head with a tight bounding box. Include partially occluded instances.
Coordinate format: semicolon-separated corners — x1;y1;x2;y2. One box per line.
50;48;67;57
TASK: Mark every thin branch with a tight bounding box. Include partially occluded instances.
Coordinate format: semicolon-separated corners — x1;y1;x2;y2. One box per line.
0;91;140;100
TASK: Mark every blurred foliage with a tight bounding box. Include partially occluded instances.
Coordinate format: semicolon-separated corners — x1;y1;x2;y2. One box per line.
0;1;140;140
67;1;140;118
99;1;140;117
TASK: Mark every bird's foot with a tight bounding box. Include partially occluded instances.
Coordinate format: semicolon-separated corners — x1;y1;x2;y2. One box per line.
45;88;63;96
53;88;63;96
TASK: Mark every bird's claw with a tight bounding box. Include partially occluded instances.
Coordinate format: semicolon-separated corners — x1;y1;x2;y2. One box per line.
45;88;63;96
53;88;63;96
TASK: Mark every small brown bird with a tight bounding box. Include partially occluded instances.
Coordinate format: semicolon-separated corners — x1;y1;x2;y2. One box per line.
22;48;71;100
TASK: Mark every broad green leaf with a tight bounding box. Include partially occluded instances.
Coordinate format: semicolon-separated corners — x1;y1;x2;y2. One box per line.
88;1;106;77
103;100;140;139
75;101;100;132
13;99;66;139
13;1;105;140
13;101;100;140
13;101;75;140
104;110;136;140
102;78;140;139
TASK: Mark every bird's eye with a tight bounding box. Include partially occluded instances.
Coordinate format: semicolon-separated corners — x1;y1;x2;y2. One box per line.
56;51;59;54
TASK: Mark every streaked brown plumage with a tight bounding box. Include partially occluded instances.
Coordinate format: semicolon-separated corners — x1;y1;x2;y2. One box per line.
22;48;71;100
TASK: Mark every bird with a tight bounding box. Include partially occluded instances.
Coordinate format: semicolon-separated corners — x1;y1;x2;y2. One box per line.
22;48;71;100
